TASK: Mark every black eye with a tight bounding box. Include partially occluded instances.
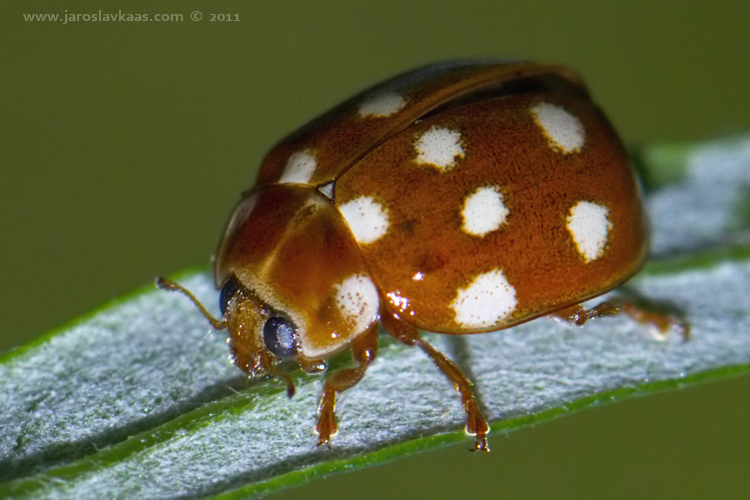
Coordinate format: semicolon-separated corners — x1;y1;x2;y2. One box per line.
219;280;240;316
263;316;298;359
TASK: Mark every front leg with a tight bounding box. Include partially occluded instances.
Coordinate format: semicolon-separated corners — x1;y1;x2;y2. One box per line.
315;323;379;448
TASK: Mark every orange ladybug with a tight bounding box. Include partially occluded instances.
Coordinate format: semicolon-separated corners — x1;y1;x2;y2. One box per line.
158;61;682;452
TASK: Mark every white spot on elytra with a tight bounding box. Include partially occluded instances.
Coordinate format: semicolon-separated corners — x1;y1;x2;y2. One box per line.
461;185;509;237
339;196;389;244
318;181;335;200
566;201;612;262
530;102;585;154
334;274;380;334
452;269;517;328
358;92;407;117
414;126;465;171
279;149;317;184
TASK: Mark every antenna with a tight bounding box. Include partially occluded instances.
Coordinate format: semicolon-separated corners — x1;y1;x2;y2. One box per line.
156;276;227;331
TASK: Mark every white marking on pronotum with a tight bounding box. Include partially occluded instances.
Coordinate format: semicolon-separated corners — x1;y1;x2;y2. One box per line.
461;185;510;237
452;269;517;328
414;126;465;171
318;181;335;200
339;196;389;244
529;102;585;154
279;149;317;184
358;92;407;118
334;274;380;334
566;200;612;262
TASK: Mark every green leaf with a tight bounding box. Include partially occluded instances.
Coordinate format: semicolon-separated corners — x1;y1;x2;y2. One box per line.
2;136;750;500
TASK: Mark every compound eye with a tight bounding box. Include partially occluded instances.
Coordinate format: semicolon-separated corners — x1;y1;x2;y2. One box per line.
263;316;298;359
219;280;240;317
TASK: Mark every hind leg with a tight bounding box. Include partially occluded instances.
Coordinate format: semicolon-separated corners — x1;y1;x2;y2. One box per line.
551;299;690;340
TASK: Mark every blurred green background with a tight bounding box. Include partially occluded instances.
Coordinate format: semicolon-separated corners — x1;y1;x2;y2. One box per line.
2;1;749;498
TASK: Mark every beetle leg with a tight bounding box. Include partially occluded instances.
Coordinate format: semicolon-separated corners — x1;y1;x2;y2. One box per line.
620;301;690;340
382;311;490;452
258;352;297;398
551;300;690;340
550;301;620;325
315;323;379;448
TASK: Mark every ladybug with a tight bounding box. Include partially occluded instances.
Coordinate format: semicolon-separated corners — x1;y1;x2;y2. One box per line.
158;61;684;452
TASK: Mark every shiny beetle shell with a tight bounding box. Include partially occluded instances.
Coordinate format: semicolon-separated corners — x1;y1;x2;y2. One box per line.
215;61;646;365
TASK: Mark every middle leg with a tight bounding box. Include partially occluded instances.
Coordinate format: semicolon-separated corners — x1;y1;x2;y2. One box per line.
381;310;490;451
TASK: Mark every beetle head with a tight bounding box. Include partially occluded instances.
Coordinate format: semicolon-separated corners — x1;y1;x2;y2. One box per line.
219;278;302;396
156;275;301;397
220;279;300;366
